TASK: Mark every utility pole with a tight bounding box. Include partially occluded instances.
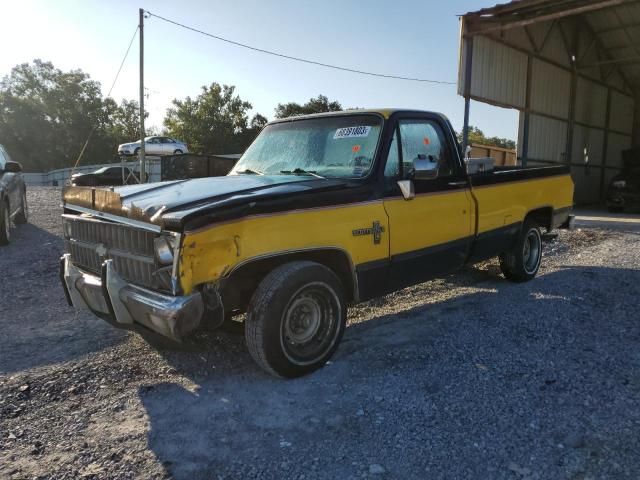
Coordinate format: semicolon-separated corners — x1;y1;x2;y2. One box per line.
138;8;146;183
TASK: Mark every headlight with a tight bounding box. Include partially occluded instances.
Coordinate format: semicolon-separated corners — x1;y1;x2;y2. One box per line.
154;235;177;266
612;180;626;189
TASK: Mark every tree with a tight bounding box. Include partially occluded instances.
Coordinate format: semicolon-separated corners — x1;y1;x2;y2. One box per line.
274;94;342;118
0;59;140;171
108;98;142;142
163;83;261;154
457;125;516;150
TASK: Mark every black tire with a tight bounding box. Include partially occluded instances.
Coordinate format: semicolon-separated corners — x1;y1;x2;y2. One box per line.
0;200;10;246
173;149;183;155
499;220;542;283
134;147;140;156
245;261;346;378
14;190;28;224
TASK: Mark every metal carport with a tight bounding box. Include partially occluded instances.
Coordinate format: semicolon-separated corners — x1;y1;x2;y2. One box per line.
459;0;640;204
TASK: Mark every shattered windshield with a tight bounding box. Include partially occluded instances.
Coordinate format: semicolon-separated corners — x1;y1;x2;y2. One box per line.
230;114;383;178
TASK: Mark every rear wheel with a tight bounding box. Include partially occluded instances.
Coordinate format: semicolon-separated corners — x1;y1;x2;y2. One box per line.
499;220;542;282
0;201;10;246
245;261;346;378
14;190;28;224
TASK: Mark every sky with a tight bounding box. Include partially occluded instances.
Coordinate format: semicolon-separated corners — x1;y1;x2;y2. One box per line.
0;0;519;141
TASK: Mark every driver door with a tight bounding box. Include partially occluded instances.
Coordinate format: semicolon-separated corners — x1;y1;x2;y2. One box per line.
382;116;473;290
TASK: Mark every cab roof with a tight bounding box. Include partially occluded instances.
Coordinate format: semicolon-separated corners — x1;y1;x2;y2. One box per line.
268;108;449;124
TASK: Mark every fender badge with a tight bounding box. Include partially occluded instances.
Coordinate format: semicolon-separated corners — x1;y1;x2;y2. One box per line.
352;221;385;244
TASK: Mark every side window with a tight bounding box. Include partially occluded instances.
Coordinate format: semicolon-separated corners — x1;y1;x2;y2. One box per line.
384;129;400;179
398;120;453;177
0;149;6;169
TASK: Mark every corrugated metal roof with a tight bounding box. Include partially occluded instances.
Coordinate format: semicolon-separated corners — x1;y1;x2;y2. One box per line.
462;0;640;91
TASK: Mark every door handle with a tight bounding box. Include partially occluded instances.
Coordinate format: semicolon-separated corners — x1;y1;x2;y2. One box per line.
448;181;467;187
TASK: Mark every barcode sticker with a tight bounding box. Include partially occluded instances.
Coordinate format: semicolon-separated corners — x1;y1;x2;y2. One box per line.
334;126;371;139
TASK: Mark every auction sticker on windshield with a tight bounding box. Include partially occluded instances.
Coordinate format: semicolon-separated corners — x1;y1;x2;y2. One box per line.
334;126;371;139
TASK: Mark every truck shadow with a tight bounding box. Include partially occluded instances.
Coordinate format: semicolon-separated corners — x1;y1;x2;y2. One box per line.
140;265;640;479
0;223;126;375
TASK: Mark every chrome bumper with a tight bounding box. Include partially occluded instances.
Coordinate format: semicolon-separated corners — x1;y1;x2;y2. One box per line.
60;254;204;342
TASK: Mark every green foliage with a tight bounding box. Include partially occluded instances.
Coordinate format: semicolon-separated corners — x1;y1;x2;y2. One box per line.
163;83;264;154
0;60;346;172
274;94;342;119
0;60;135;171
457;125;516;150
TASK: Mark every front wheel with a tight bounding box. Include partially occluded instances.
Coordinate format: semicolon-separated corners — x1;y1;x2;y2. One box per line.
14;190;28;224
173;149;183;155
133;147;140;156
0;201;10;246
245;261;346;378
499;220;542;282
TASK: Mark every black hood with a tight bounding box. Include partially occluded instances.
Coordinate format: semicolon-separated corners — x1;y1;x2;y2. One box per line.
109;175;356;229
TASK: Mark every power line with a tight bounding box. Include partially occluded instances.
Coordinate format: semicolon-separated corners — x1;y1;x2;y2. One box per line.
72;25;139;172
145;10;457;85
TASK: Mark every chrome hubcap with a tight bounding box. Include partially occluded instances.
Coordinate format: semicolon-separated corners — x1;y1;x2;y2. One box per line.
284;296;322;343
280;283;341;366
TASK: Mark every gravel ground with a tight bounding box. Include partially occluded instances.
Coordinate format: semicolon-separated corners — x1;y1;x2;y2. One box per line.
1;187;639;480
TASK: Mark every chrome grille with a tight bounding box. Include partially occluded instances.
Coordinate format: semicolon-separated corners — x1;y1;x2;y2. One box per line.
63;215;172;292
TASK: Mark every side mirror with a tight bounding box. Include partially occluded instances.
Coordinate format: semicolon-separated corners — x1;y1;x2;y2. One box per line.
413;156;438;180
4;161;22;173
397;180;415;200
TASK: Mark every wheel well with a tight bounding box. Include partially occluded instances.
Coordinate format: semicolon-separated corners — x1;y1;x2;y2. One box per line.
218;249;356;314
525;206;553;231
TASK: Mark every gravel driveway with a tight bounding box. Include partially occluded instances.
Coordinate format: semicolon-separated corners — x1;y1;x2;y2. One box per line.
1;187;639;480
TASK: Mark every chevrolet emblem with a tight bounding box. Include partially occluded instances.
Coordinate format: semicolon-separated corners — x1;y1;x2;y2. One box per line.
95;244;107;258
352;221;385;244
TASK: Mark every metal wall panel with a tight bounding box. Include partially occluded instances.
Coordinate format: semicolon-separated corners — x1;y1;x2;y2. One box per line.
527;114;568;162
571;166;602;204
530;59;571;119
464;36;528;108
610;92;634;135
606;133;632;169
572;126;604;166
575;78;607;128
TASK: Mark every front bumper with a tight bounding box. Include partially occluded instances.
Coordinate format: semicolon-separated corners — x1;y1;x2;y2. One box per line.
60;254;204;342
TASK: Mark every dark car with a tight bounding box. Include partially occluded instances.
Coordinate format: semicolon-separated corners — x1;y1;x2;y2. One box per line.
0;144;28;246
606;150;640;213
70;166;144;187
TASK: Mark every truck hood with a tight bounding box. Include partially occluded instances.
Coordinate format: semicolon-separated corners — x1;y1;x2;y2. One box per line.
63;175;352;229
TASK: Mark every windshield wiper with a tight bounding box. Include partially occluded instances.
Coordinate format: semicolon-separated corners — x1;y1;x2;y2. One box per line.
280;168;326;179
236;168;264;175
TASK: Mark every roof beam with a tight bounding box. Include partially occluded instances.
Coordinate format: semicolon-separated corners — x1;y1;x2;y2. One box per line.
593;20;640;34
578;15;635;92
465;0;632;36
523;25;540;52
580;56;640;67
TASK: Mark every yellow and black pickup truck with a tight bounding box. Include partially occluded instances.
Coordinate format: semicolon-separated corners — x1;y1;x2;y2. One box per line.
60;109;574;377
